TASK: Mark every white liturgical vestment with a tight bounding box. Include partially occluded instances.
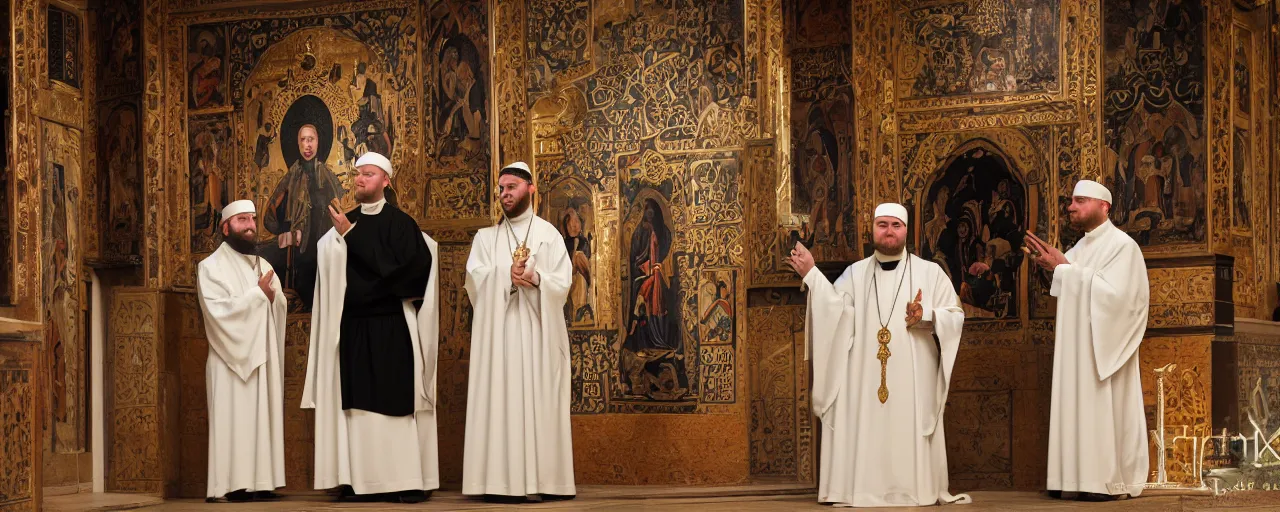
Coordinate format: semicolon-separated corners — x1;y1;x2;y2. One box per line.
197;242;287;498
1047;219;1149;496
462;207;576;497
803;253;970;507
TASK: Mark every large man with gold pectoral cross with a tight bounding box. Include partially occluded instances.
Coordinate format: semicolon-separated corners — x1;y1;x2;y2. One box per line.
788;203;970;508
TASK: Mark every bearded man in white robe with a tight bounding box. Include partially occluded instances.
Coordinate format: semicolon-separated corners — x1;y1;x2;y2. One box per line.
196;199;286;503
463;162;575;503
787;203;971;508
1024;179;1149;502
301;152;440;503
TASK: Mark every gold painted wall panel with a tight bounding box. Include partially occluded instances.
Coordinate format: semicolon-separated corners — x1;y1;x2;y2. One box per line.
107;290;162;493
1140;335;1213;486
9;0;45;319
0;340;39;509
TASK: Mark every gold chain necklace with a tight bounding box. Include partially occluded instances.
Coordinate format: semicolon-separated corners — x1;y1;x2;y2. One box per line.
869;254;909;404
502;210;534;293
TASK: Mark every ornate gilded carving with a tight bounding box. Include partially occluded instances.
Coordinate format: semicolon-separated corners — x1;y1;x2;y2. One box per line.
1140;336;1213;485
10;0;44;317
166;23;194;290
1207;0;1233;253
494;0;531;167
0;361;35;507
141;0;163;289
527;0;592;91
108;291;160;492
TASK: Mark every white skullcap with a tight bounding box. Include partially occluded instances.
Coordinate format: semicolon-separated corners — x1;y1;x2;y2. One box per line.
499;161;533;181
874;203;909;224
355;152;394;178
1072;179;1112;203
221;199;255;222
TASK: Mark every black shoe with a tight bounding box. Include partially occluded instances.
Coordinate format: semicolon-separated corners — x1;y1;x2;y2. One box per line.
225;490;254;502
483;494;528;504
1077;492;1121;502
541;494;576;501
254;491;283;501
1047;490;1063;499
395;490;430;504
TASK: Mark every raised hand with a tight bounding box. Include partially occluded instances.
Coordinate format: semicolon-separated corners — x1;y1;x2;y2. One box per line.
905;289;923;327
328;205;352;236
1023;231;1067;271
258;270;276;303
787;242;816;278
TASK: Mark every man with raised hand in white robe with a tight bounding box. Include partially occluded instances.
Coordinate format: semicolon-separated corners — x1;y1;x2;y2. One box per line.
788;203;971;508
196;199;286;503
1024;179;1149;502
301;152;440;503
463;161;575;503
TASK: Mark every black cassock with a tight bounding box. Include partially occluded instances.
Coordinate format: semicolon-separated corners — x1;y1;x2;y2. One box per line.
338;203;431;417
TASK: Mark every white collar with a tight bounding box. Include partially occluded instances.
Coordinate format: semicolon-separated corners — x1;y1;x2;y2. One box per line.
1083;219;1113;239
360;198;387;215
506;206;533;224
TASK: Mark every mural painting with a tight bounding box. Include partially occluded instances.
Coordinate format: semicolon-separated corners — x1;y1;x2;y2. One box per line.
188;25;227;110
789;45;854;251
540;179;597;328
423;0;491;220
897;0;1060;99
42;122;84;453
102;103;143;258
98;0;141;99
787;0;856;262
920;144;1026;319
1232;128;1252;230
189;115;234;255
1102;0;1206;247
619;190;688;403
235;27;406;311
1231;26;1253;232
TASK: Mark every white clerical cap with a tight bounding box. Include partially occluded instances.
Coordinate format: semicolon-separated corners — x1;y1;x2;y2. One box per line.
355;152;394;178
221;199;255;222
1072;179;1112;203
499;161;533;181
874;202;909;224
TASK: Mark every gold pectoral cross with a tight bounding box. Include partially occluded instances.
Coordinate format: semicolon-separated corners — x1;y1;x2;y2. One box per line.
513;243;530;264
876;327;892;403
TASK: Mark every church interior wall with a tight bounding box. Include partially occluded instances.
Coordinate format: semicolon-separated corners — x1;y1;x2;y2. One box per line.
1;0;1278;503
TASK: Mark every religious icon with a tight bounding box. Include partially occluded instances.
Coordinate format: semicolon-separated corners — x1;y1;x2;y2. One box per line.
621;196;689;401
259;96;347;311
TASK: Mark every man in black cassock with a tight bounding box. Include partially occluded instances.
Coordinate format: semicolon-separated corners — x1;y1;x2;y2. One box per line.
301;152;441;503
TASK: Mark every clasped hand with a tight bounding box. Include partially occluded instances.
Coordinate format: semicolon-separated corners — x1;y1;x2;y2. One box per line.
511;257;539;288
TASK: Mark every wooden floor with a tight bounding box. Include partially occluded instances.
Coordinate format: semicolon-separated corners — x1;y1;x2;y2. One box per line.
43;487;1280;511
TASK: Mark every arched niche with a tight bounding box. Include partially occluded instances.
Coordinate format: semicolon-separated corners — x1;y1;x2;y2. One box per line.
907;133;1050;321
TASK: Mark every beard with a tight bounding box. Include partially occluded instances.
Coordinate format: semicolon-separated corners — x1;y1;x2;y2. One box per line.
225;228;257;255
1069;209;1105;230
503;193;531;217
873;236;905;256
355;185;381;203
